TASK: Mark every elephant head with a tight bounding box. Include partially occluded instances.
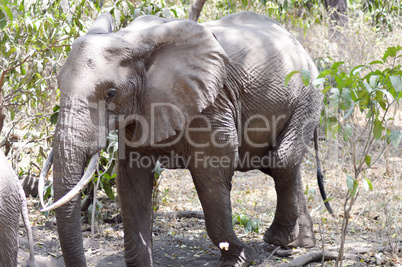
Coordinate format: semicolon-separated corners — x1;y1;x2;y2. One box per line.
41;13;228;266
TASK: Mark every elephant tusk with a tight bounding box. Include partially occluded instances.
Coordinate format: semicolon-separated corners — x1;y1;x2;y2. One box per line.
40;152;100;212
39;149;54;209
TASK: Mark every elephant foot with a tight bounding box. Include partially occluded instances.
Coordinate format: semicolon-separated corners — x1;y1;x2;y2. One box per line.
218;242;255;267
263;218;315;248
263;221;299;247
287;221;315;248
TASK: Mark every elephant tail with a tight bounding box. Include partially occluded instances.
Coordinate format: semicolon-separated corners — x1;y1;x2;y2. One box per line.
314;127;333;215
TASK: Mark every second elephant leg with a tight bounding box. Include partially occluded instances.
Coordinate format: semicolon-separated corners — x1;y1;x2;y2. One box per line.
263;166;315;248
190;166;255;266
117;154;154;267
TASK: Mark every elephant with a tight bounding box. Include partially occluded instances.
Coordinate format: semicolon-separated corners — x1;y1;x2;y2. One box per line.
39;11;333;266
0;150;35;267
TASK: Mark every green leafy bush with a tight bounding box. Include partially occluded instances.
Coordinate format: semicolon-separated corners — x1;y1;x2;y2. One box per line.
319;46;401;168
232;213;261;234
287;44;401;264
319;45;401;263
0;0;185;203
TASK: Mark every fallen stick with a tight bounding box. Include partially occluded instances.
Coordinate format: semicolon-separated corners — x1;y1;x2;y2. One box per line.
154;210;204;220
276;251;358;267
104;211;204;223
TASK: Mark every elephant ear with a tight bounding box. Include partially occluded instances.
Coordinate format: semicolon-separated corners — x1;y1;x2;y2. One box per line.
123;17;229;145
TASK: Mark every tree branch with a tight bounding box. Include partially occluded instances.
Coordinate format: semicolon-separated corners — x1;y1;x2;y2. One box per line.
278;251;358;267
189;0;207;22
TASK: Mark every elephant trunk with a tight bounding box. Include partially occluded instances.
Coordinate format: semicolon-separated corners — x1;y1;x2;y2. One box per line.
53;139;87;266
51;98;104;267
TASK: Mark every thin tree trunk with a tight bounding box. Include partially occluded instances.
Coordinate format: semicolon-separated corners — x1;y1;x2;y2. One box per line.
0;89;5;134
189;0;207;22
324;0;348;27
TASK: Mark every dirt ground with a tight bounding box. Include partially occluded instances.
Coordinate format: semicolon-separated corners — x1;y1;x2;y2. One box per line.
16;142;401;267
14;110;402;267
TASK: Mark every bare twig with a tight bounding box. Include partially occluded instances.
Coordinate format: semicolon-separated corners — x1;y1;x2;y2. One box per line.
266;246;281;261
336;191;359;266
319;218;325;266
91;166;101;239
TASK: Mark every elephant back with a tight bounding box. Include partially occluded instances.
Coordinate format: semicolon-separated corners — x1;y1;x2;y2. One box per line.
203;11;319;104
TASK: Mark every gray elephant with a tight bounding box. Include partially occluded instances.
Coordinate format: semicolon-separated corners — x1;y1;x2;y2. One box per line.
0;151;35;267
40;11;332;266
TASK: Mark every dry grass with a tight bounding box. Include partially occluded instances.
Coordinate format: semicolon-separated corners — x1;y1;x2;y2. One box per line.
293;13;402;69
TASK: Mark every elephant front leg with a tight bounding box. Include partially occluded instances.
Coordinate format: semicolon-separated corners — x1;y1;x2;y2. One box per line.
262;167;315;248
190;166;255;266
117;153;154;266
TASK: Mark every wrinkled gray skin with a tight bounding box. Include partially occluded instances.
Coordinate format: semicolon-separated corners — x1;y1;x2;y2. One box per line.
0;151;35;267
53;12;324;266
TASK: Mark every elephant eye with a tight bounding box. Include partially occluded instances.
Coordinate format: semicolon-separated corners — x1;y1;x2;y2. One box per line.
105;88;117;100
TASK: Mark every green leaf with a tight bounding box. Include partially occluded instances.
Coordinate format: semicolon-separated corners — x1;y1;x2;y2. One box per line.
322;85;331;94
390;76;402;92
351;179;358;197
329;88;340;107
3;5;13;21
351;65;365;75
301;68;311;86
232;215;240;226
332;61;344;70
365;155;371;166
383;46;399;62
103;182;115;200
369;60;383;65
246;220;253;232
317;69;336;78
362;80;373;93
369;75;379;88
341;89;352;108
10;107;15;120
344;102;356;119
170;8;178;18
240;214;248;226
154;161;165;179
50;112;59;125
343;123;352;141
378;100;387;110
363;178;373;191
0;9;6;29
331;123;341;135
312;77;326;88
285;70;299;87
377;88;394;102
346;175;354;191
373;119;383;140
334;75;344;88
389;130;402;148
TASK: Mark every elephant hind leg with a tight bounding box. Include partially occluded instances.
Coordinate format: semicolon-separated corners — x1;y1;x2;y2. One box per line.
261;92;319;248
261;166;315;248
